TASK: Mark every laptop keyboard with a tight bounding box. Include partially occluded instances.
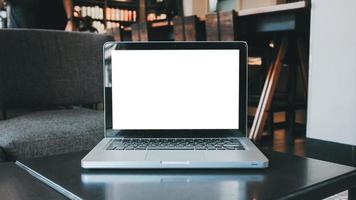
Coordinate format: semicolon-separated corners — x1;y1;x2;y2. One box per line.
106;138;245;151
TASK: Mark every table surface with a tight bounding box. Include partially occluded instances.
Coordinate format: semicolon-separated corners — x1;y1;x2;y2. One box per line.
0;162;66;200
16;150;356;200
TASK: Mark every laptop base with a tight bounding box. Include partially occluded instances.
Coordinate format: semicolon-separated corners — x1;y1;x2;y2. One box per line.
81;138;268;169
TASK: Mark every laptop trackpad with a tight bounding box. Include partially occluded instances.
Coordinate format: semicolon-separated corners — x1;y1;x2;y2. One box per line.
146;151;205;161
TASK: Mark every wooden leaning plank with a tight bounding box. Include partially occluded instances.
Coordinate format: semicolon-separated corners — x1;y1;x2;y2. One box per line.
250;38;288;141
249;48;276;140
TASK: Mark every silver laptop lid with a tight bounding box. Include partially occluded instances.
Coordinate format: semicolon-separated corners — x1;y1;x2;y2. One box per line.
103;42;247;138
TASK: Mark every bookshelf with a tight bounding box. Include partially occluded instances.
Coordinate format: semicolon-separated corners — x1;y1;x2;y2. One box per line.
145;0;166;21
145;0;182;22
73;0;139;33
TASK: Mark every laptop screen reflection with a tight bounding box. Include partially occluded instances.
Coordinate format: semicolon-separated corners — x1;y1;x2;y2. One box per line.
81;171;264;200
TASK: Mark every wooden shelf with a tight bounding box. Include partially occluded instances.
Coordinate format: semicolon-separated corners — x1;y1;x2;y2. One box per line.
238;1;307;16
74;17;135;27
74;0;138;8
149;19;172;27
73;0;105;6
106;0;139;8
107;19;134;22
74;17;104;22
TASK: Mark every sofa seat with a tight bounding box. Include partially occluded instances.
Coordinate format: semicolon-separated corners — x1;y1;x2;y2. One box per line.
0;107;104;161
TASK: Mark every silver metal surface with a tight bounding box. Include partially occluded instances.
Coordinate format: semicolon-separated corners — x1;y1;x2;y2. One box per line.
81;138;268;169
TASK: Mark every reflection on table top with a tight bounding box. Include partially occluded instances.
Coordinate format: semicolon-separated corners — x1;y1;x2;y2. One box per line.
82;172;264;200
17;150;356;200
0;162;67;200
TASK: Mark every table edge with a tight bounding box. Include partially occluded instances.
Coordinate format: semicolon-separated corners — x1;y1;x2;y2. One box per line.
277;170;356;200
16;161;82;200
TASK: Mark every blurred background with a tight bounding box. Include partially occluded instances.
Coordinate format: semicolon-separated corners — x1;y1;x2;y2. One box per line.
0;0;311;149
1;0;355;168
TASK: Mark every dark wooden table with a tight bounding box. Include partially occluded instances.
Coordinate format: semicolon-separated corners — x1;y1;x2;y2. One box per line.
0;162;66;200
16;150;356;200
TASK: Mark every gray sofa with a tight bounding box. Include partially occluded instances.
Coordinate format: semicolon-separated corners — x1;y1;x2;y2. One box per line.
0;29;113;161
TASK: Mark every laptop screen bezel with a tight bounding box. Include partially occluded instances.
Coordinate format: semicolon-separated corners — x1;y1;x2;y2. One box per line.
103;42;247;138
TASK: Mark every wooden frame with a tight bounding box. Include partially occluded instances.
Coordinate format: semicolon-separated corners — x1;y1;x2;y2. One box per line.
250;38;288;141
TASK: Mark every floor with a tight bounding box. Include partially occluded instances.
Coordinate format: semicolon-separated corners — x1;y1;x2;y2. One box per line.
257;128;352;200
258;128;306;157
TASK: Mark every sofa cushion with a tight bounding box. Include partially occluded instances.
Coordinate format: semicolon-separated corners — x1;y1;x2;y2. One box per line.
0;107;104;160
0;148;5;162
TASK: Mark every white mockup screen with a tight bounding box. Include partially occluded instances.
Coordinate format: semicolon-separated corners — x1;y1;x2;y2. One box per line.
111;50;239;130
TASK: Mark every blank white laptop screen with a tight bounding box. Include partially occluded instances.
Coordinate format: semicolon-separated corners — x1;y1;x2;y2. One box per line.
111;50;239;130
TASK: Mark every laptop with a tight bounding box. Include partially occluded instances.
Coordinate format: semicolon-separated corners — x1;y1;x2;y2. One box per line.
81;41;268;169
